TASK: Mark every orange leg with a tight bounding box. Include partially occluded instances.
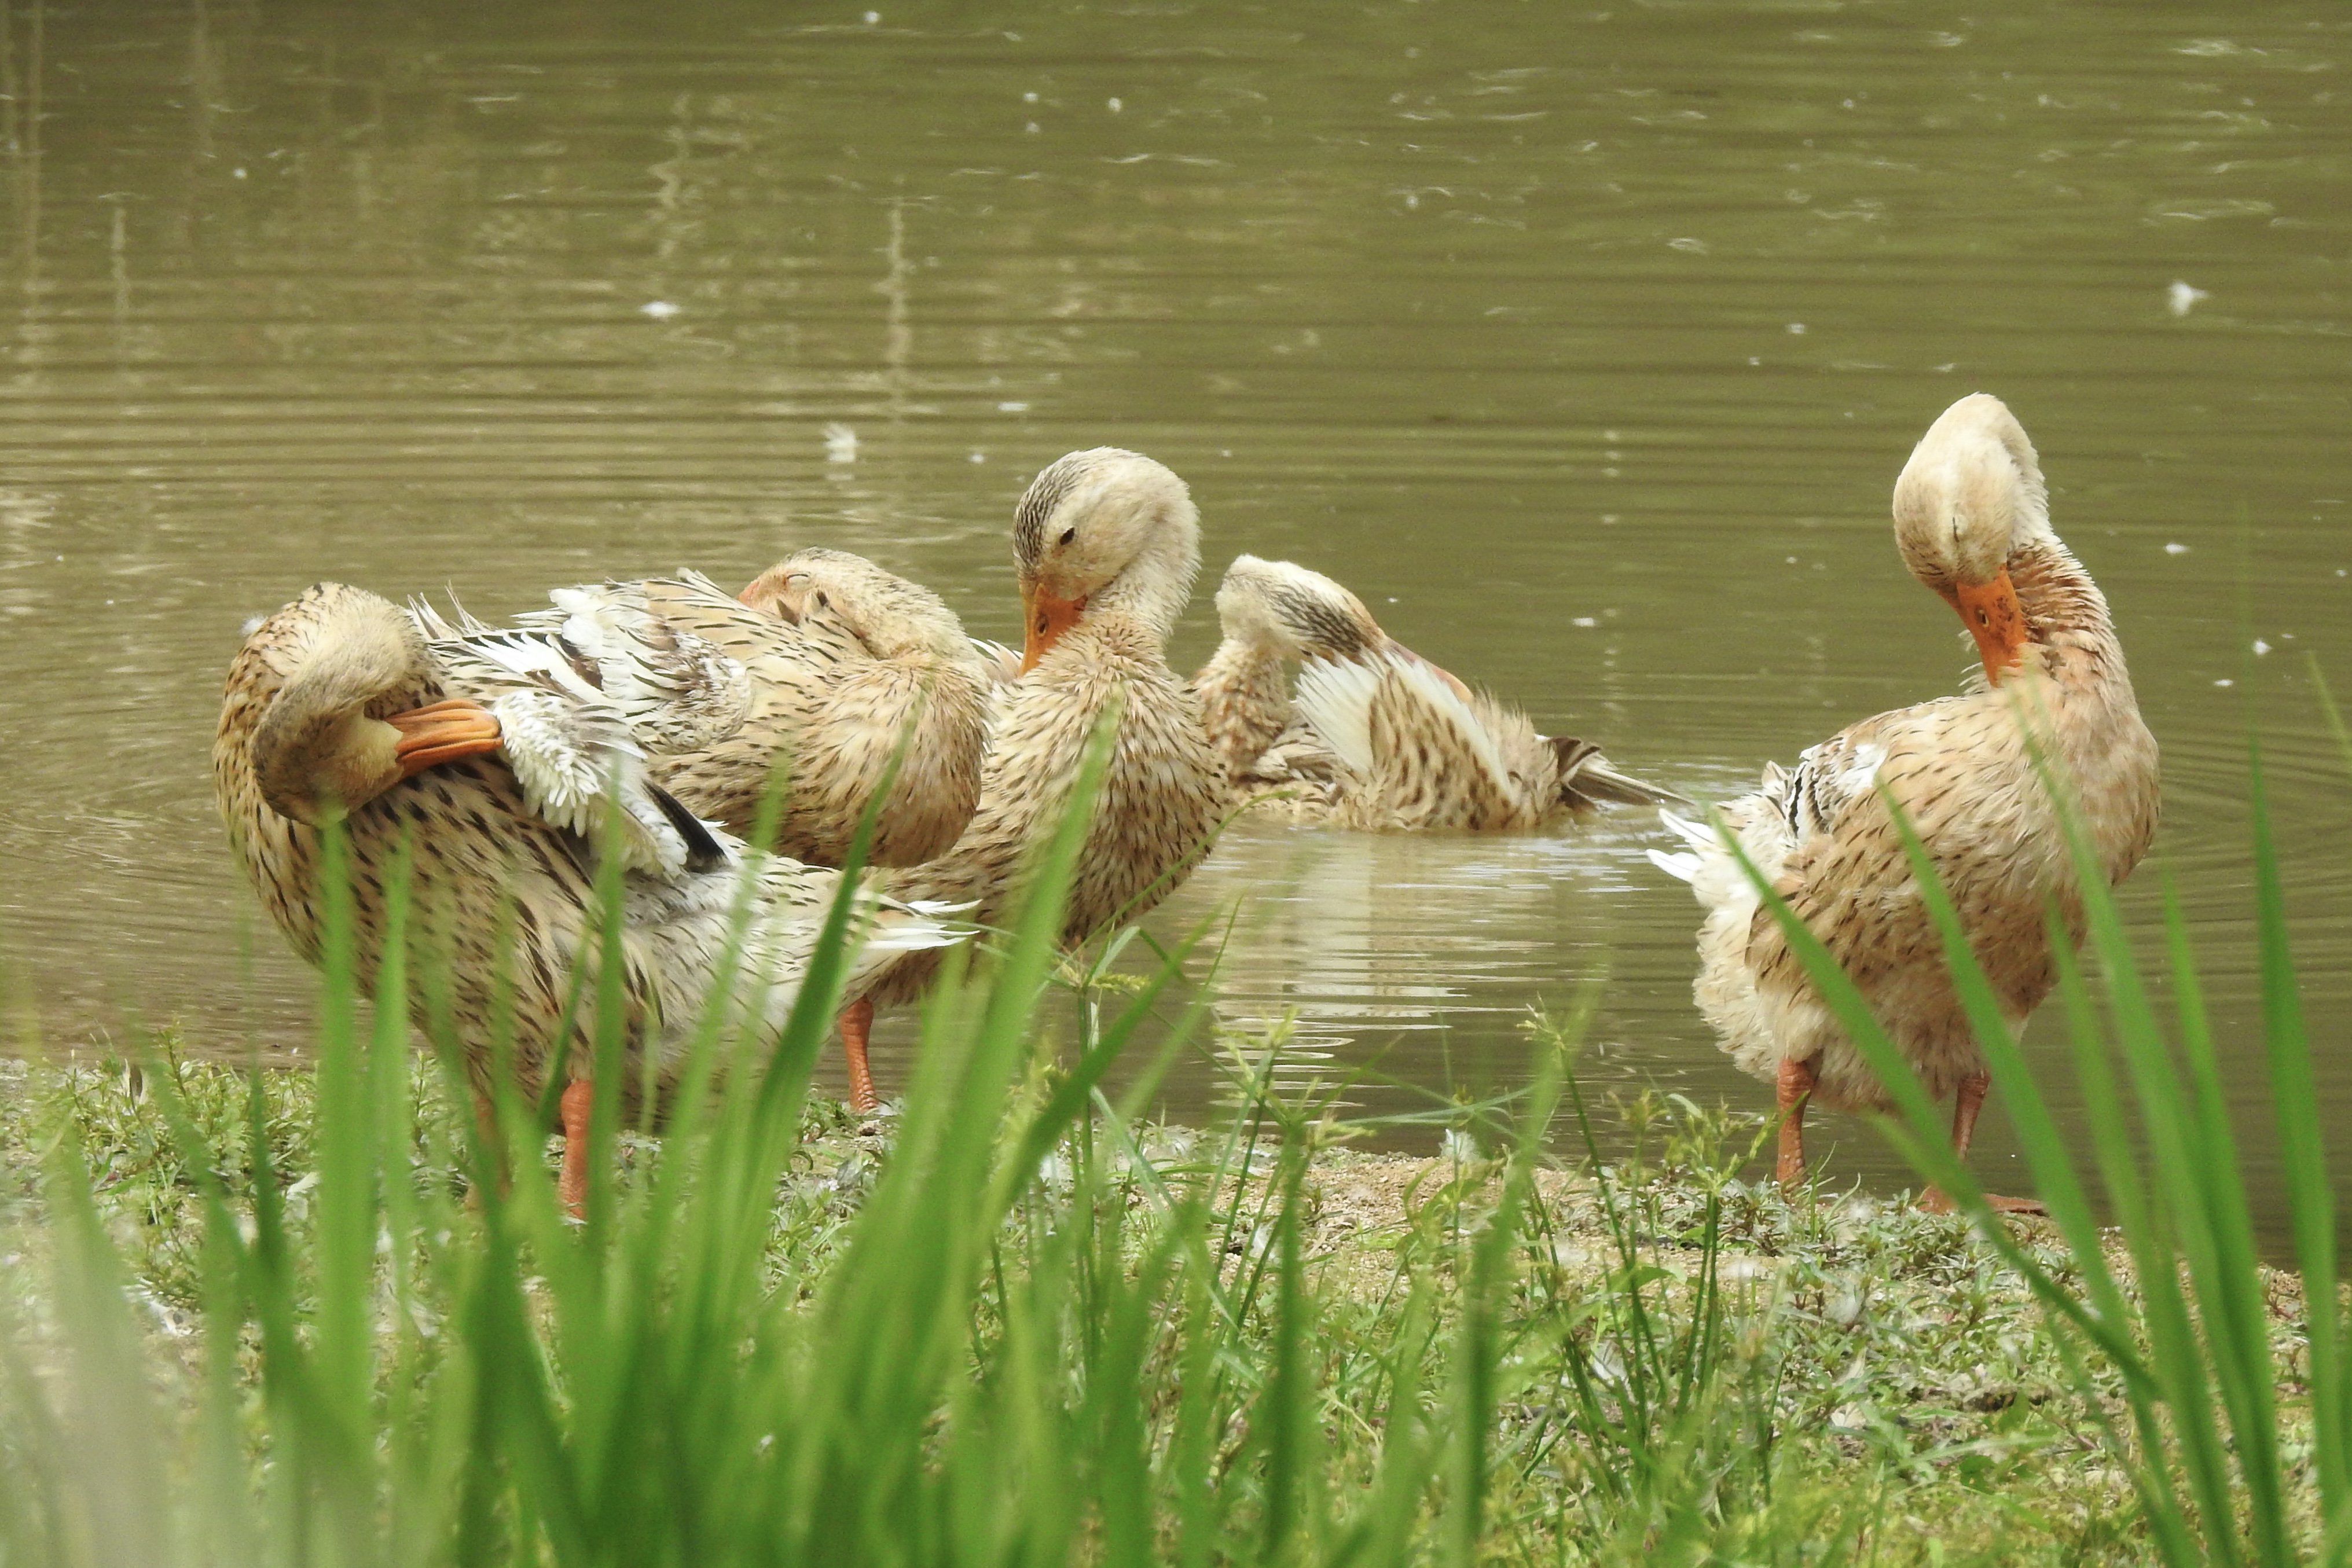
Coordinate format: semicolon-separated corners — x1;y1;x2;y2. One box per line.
1922;1070;2048;1216
387;698;504;776
841;996;879;1115
557;1077;595;1219
1950;1069;1991;1162
1774;1055;1815;1191
463;1090;500;1211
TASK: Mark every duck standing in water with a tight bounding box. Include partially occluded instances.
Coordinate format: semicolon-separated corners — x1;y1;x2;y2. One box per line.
1194;554;1680;829
838;448;1227;1111
1649;394;2159;1211
217;582;963;1211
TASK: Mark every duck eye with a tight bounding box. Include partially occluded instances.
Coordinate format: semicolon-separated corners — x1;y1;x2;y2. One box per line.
1059;527;1077;546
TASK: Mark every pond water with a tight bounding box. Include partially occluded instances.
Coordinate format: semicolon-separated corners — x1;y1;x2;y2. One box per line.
1;1;2348;1232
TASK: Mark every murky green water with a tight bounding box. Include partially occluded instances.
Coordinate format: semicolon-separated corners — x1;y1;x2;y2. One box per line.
2;1;2348;1227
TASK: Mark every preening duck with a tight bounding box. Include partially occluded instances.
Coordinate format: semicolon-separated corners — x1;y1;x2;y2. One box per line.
1194;554;1682;831
425;557;991;868
216;582;964;1210
677;550;989;864
1648;393;2159;1211
839;447;1228;1111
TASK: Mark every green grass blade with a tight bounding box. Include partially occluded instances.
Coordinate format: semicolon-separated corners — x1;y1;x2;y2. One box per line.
40;1130;171;1567
2023;723;2279;1565
1447;1036;1563;1568
314;829;397;1481
1875;784;2108;1251
1259;1140;1311;1562
2251;737;2346;1537
1884;750;2270;1560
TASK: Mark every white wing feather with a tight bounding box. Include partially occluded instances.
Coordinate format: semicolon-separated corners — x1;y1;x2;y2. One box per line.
1291;656;1382;779
520;580;754;752
1646;849;1702;884
425;629;711;879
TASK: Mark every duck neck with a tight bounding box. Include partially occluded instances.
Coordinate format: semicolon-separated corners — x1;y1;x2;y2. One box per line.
1085;527;1198;650
1195;637;1291;777
827;581;970;667
2009;535;2129;696
873;620;971;668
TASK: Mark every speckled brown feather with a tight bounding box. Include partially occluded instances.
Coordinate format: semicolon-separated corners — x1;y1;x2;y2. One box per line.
1193;637;1297;788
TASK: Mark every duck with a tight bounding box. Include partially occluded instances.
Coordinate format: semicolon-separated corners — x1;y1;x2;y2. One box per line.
1190;555;1361;808
1647;393;2159;1211
215;581;966;1211
838;447;1228;1111
422;555;992;868
1192;554;1683;831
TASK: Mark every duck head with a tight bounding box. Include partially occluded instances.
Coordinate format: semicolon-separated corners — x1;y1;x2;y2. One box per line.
1214;555;1387;663
1892;392;2054;686
249;586;501;824
740;547;977;666
1012;448;1201;672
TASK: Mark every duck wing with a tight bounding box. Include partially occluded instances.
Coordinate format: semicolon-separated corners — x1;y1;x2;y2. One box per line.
515;574;763;754
1294;648;1523;829
424;623;725;880
1650;704;1917;992
1645;706;1903;917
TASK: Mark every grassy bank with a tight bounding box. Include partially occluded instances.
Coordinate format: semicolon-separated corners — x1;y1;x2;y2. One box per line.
0;1026;2313;1563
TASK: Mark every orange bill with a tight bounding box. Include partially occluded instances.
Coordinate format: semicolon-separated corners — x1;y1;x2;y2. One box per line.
386;698;504;777
736;565;801;622
737;570;783;615
1951;569;2028;685
1019;584;1088;673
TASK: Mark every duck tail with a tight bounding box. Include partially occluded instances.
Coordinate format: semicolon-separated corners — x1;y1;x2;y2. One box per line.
858;897;975;954
1547;734;1691;810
